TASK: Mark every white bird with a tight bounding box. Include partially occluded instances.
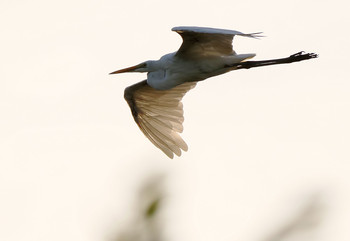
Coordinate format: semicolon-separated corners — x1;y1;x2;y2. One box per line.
110;26;317;158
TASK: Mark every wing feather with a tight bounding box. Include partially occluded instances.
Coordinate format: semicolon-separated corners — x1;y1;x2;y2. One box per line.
124;80;196;158
140;118;182;156
137;121;175;158
172;26;263;58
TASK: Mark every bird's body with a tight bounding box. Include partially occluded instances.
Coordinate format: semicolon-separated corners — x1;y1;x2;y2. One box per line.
146;51;255;90
110;26;317;158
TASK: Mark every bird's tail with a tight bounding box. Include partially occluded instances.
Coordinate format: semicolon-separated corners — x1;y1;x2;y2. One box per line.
224;53;256;71
227;53;256;64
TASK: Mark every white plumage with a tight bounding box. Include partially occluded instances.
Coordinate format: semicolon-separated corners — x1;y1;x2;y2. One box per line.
110;26;317;158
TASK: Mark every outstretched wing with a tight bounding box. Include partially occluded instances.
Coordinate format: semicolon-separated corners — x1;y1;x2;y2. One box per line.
172;26;263;58
124;80;197;158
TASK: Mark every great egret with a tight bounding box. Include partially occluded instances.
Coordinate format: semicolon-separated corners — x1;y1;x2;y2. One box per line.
110;26;317;158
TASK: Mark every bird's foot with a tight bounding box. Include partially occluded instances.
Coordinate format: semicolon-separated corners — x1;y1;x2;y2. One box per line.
289;51;318;62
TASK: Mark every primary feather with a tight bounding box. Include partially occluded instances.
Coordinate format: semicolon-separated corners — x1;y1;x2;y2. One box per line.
124;80;197;158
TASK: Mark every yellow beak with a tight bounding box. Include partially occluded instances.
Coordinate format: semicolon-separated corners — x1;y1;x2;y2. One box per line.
109;63;145;74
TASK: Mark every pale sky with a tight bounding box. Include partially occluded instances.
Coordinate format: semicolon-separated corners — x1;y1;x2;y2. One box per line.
1;0;350;241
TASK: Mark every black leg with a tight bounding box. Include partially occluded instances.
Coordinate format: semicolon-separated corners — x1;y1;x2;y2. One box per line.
226;52;318;70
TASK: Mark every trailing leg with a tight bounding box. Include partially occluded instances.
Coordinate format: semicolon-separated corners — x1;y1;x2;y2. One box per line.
226;51;318;70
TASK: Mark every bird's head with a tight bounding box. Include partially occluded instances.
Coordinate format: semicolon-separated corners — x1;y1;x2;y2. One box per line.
109;61;150;74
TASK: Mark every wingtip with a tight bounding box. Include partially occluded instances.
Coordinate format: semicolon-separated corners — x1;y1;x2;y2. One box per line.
245;32;265;39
